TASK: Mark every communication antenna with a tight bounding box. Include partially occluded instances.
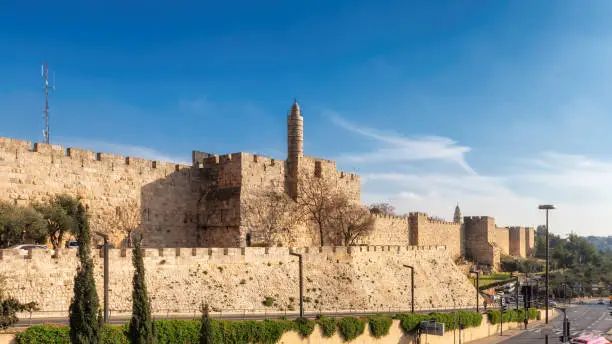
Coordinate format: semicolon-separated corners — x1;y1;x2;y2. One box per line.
41;62;55;144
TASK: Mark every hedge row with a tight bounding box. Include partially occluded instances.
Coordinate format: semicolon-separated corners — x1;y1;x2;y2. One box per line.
15;311;484;344
394;310;483;333
14;325;128;344
486;308;539;325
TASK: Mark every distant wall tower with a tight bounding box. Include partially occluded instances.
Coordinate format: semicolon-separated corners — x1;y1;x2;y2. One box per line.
287;99;303;199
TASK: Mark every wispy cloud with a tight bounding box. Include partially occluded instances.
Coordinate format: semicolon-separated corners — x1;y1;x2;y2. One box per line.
330;113;475;174
329;113;612;236
55;137;190;165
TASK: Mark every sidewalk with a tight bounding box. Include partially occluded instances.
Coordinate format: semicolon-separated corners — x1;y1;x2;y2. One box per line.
466;318;548;344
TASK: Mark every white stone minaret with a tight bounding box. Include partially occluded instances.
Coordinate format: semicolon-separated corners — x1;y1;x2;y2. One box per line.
287;99;303;199
454;203;463;224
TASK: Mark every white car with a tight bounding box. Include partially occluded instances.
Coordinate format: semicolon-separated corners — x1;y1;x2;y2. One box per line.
10;244;54;256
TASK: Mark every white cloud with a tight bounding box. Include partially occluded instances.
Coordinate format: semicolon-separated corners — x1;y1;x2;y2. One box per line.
333;116;612;237
329;114;475;174
55;137;190;165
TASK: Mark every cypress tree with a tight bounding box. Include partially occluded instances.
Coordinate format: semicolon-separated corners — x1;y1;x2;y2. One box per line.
129;234;155;344
69;202;102;344
199;303;214;344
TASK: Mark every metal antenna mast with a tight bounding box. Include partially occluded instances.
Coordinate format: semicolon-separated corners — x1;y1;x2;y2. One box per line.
41;62;55;144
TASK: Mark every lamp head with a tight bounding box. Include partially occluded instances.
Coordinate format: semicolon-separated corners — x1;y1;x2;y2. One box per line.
538;204;556;210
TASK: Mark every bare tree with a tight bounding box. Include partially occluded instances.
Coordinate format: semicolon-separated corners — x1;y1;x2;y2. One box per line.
330;194;375;246
244;188;299;247
368;202;396;216
296;168;339;247
108;200;141;248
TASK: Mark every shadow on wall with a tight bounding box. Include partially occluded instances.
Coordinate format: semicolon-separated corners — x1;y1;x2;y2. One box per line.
139;158;244;248
138;165;200;248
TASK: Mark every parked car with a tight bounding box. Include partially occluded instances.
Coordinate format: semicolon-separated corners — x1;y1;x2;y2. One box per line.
65;241;79;248
570;334;610;344
10;244;54;256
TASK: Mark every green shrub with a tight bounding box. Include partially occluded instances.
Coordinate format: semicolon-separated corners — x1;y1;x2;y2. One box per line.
337;317;366;341
153;319;200;344
262;296;275;307
317;315;337;337
15;325;126;344
101;326;129;344
455;310;483;328
395;313;430;333
487;309;537;325
487;310;501;324
15;325;70;343
294;318;315;338
528;308;539;320
368;315;392;338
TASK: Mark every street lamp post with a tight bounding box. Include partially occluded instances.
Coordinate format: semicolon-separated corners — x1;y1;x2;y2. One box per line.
94;231;109;323
514;273;519;311
289;251;304;318
469;270;480;312
404;265;415;313
538;204;556;344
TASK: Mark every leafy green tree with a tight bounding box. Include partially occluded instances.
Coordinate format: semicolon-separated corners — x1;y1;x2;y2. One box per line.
0;202;47;248
199;303;214;344
129;234;155;344
35;194;80;250
69;202;102;344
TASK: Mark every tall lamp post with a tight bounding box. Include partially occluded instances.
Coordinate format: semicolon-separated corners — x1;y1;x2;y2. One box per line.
94;231;109;323
538;204;556;344
469;270;480;312
404;265;415;313
289;251;304;318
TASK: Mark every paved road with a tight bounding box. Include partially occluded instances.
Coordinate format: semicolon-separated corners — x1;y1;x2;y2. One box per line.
500;302;612;344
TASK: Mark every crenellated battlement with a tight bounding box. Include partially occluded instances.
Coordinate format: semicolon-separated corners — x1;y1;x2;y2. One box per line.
408;212;456;225
0;136;191;173
372;213;407;221
463;216;494;222
0;245;447;265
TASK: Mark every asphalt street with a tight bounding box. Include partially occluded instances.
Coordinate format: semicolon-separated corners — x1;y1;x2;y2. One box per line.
500;302;612;344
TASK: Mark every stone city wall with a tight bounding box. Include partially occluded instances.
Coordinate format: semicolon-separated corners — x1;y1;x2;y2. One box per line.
360;214;409;246
526;227;535;257
489;225;509;255
0;245;480;315
408;213;463;259
0;137;198;248
509;227;527;258
463;216;496;266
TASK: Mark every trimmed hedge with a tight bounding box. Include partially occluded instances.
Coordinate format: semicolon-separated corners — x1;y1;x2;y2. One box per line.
15;310;488;343
395;311;482;333
368;315;393;338
153;319;199;343
316;315;337;337
337;317;366;341
294;318;315;338
487;308;539;325
15;325;127;344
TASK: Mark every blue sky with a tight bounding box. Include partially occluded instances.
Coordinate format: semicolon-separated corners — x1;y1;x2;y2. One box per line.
2;1;612;236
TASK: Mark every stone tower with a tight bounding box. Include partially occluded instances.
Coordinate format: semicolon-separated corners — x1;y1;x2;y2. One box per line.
287;99;303;199
454;203;463;224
